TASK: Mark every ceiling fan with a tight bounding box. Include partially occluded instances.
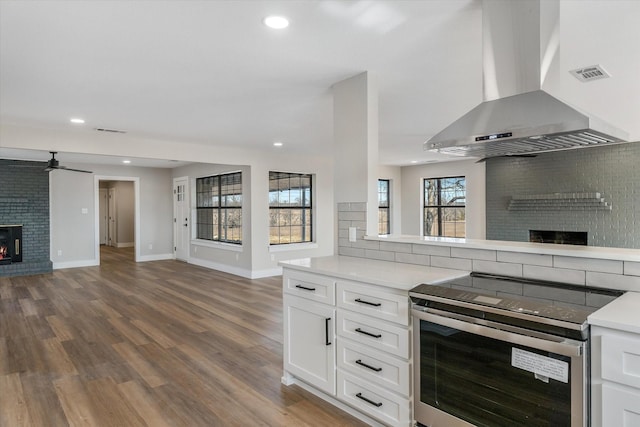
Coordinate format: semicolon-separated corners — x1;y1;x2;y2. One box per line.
45;152;93;173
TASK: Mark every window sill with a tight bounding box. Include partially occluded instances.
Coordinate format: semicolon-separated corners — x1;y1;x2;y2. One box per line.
192;239;243;252
269;242;318;253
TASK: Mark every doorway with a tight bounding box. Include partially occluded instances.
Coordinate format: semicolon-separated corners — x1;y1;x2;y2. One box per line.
94;176;140;263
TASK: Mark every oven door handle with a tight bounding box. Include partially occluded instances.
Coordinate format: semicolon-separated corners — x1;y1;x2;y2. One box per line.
411;307;583;357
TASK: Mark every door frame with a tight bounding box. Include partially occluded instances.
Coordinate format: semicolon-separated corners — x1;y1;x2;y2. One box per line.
94;176;140;264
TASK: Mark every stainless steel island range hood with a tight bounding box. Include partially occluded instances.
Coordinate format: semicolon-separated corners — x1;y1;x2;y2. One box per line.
425;0;628;159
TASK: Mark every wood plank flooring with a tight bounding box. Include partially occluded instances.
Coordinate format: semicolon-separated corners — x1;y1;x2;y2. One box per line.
0;247;367;426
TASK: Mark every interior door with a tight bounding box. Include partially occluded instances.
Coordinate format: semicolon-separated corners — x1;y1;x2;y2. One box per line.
108;188;116;247
173;177;189;261
99;189;108;245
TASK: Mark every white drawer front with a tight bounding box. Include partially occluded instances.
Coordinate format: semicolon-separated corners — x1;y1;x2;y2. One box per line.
283;270;335;305
337;281;409;326
601;334;640;389
337;370;411;427
337;311;410;359
337;340;410;397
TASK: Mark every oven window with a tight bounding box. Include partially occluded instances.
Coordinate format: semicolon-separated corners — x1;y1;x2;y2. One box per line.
419;320;572;426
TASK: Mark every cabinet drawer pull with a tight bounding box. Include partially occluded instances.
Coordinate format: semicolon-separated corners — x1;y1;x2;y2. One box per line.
325;318;331;346
355;328;382;339
356;392;382;407
295;284;316;291
355;298;381;307
355;359;382;372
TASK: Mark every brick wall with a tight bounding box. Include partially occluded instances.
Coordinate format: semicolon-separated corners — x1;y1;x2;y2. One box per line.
0;159;53;276
485;142;640;248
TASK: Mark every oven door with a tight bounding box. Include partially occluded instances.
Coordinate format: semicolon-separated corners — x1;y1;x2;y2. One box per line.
412;306;587;427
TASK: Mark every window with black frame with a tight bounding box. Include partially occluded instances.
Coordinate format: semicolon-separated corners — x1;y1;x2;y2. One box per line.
423;176;466;238
196;172;242;244
269;171;312;245
378;179;390;235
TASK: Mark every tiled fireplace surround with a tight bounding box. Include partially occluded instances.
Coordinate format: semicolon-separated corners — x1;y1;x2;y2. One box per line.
338;202;640;293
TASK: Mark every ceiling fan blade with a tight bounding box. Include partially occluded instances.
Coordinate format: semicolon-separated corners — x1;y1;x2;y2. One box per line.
57;166;93;173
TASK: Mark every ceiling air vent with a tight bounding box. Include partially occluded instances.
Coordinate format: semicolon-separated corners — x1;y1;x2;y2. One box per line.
94;128;127;134
569;65;611;83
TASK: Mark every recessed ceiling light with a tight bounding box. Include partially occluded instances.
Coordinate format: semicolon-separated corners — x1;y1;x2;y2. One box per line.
264;15;289;29
122;160;131;164
273;142;284;147
410;160;418;164
70;118;85;124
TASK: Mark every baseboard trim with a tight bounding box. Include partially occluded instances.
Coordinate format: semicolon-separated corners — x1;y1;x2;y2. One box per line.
53;259;99;269
137;253;174;262
250;266;282;279
116;242;135;248
188;257;253;279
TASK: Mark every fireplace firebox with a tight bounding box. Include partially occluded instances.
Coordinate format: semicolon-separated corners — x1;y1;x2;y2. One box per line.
0;225;23;265
529;230;588;246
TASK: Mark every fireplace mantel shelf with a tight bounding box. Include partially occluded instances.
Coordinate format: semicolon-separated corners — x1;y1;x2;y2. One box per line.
508;192;611;211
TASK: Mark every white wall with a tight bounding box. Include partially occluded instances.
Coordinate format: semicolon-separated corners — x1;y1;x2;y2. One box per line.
400;159;486;239
114;181;134;246
50;162;173;268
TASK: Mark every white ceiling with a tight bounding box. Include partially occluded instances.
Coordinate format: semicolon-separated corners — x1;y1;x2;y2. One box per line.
1;1;638;167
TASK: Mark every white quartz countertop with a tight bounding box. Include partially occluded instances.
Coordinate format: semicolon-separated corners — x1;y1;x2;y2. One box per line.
588;291;640;334
365;235;640;262
279;255;470;291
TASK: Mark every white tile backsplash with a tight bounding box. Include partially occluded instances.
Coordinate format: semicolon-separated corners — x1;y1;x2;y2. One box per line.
625;261;640;277
522;265;586;286
472;260;523;277
431;256;472;271
395;252;430;266
412;244;451;257
497;251;553;267
451;247;496;261
553;256;623;274
586;272;640;291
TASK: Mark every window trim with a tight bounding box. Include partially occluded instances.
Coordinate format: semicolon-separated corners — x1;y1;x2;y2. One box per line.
378;179;390;235
268;171;314;246
423;176;466;238
195;171;243;245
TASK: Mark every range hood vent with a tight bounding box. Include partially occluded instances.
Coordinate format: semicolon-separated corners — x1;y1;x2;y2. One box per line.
426;0;628;159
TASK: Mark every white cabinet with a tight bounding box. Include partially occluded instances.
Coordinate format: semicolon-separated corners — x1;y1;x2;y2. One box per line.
591;325;640;427
283;271;336;395
282;269;414;427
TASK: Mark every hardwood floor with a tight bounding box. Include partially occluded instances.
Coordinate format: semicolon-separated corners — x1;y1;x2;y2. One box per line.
0;247;367;426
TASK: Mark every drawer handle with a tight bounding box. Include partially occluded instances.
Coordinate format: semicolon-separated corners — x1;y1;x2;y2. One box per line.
355;359;382;372
295;284;316;291
356;392;382;407
355;298;381;307
355;328;382;339
325;318;331;346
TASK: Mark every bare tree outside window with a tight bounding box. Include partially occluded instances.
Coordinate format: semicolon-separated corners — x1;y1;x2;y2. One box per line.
423;177;466;238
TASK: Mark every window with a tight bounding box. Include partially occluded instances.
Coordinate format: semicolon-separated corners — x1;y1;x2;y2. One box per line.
269;171;312;245
423;176;466;238
196;172;242;244
378;179;390;235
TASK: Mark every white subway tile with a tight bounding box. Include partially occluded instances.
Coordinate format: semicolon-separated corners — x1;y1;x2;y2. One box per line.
553;256;623;274
395;252;430;266
380;241;412;253
522;265;586;286
351;239;381;250
586;272;640;292
451;247;496;261
412;245;451;257
473;260;523;277
625;261;640;276
338;211;366;221
338;247;365;257
497;251;553;267
431;256;472;271
364;249;396;262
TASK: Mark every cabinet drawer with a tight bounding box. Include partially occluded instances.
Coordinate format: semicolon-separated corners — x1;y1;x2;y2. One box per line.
601;333;640;389
337;370;411;427
283;270;335;305
337;281;409;326
337;340;410;397
337;311;410;359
